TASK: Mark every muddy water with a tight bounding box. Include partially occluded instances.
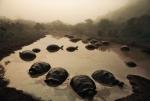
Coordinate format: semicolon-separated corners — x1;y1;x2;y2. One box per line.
1;35;150;101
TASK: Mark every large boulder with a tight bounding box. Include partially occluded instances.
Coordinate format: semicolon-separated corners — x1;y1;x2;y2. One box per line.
45;67;69;87
19;50;36;61
29;62;51;77
70;75;97;100
92;70;124;87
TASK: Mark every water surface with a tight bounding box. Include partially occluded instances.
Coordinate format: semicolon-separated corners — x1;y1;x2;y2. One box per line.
1;35;150;101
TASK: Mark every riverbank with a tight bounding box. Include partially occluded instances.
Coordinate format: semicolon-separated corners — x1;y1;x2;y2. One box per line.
0;33;46;61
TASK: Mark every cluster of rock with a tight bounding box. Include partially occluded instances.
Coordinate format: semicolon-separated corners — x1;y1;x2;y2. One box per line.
17;35;144;100
28;62;69;87
27;61;126;100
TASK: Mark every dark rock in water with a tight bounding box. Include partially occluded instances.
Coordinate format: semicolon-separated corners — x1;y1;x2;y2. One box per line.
92;70;124;87
115;75;150;101
32;48;41;53
102;41;110;46
45;67;69;87
125;61;137;67
47;44;63;52
70;38;81;43
19;50;36;61
93;42;102;48
120;45;130;51
64;35;74;39
70;75;97;100
142;48;150;54
29;62;51;77
82;40;89;44
85;44;97;50
89;39;98;44
66;46;78;52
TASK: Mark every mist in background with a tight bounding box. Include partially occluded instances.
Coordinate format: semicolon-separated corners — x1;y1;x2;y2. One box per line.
0;0;131;24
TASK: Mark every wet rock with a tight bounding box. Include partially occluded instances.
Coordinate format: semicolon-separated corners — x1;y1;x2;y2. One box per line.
85;44;97;50
102;41;110;46
19;50;36;61
47;44;63;52
120;45;130;51
70;38;81;43
64;35;74;39
66;46;78;52
92;70;124;87
29;62;51;77
45;67;69;87
89;39;98;44
115;75;150;101
70;75;97;100
93;42;102;48
32;48;41;53
81;39;88;44
125;61;137;67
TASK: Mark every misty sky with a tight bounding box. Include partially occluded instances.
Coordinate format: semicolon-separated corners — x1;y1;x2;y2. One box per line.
0;0;132;24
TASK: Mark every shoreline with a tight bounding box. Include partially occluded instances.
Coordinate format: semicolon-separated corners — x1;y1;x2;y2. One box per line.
0;34;46;61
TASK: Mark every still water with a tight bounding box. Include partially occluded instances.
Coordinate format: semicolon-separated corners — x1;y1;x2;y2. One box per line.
1;35;150;101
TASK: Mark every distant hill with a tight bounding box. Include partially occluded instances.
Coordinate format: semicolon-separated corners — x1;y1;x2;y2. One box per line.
100;0;150;22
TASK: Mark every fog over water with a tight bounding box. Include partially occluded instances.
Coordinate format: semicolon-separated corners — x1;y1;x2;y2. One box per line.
0;0;134;24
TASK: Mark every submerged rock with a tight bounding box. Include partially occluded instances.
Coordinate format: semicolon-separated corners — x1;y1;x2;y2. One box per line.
93;42;102;48
85;44;97;50
64;35;74;39
32;48;41;53
125;61;137;67
102;41;110;46
92;70;124;87
70;75;97;100
45;67;69;87
29;62;51;77
89;39;98;44
115;75;150;101
66;46;78;52
19;50;36;61
121;45;130;51
47;44;63;52
70;38;81;43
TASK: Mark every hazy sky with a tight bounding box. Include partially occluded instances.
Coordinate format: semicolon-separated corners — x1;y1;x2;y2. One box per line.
0;0;131;24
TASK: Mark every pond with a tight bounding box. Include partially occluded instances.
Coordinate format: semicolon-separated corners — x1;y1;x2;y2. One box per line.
1;35;150;101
